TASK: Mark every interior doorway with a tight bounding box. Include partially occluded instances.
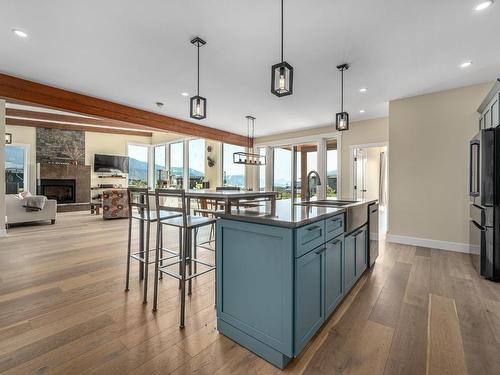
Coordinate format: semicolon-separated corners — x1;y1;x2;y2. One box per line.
351;144;388;235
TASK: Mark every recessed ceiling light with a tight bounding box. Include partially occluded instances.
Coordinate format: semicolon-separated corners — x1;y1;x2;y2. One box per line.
12;29;28;38
181;92;189;97
474;1;493;11
359;88;367;93
359;110;366;113
460;61;473;68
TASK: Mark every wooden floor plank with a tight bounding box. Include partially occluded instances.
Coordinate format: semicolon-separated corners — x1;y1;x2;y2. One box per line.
426;294;467;375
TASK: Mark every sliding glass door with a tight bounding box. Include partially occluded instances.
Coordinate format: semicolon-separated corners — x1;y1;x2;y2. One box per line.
273;146;292;199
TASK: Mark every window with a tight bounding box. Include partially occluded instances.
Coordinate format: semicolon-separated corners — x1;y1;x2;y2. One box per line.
169;142;184;188
127;144;149;187
326;139;338;197
273;146;292;199
5;145;28;193
222;144;245;188
258;147;266;191
154;145;166;188
295;144;318;200
188;139;205;189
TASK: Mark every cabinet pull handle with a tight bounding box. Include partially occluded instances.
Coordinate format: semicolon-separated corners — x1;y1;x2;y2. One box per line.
332;239;342;246
307;225;321;232
315;247;326;254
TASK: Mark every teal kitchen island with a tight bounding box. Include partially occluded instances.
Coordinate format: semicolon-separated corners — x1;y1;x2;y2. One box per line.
215;199;372;369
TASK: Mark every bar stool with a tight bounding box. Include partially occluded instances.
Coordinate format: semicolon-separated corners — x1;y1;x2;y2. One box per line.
152;188;216;328
125;187;182;304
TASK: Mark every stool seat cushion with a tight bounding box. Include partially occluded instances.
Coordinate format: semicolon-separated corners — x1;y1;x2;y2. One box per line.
161;215;216;229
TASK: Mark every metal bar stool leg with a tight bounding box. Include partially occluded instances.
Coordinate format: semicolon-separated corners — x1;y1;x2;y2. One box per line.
143;221;150;304
125;215;132;291
139;216;144;281
178;227;183;289
153;220;161;312
188;229;193;295
180;227;188;328
159;222;163;280
194;228;198;275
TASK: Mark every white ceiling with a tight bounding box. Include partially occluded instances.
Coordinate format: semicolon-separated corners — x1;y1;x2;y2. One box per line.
1;0;499;137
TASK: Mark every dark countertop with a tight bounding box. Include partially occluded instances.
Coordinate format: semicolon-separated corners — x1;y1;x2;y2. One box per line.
216;199;346;228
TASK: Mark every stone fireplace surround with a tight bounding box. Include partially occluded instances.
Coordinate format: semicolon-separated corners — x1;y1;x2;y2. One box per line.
38;164;91;212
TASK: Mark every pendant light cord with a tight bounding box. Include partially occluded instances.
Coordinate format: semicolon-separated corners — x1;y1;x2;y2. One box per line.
340;68;344;112
197;43;200;96
281;0;284;63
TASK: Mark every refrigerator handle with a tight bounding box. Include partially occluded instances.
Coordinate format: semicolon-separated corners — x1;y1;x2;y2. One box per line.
469;140;480;197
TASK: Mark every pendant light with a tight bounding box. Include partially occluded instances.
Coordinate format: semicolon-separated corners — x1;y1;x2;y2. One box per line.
233;116;266;165
190;37;207;120
335;63;349;131
271;0;293;97
5;133;12;144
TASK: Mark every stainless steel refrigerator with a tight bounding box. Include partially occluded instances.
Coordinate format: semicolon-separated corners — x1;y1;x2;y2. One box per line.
469;128;500;280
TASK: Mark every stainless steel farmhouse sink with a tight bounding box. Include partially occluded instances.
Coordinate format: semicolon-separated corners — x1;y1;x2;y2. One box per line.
295;199;368;232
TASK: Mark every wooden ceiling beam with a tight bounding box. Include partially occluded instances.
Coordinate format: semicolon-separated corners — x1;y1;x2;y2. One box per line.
6;118;153;138
6;108;155;132
0;73;249;147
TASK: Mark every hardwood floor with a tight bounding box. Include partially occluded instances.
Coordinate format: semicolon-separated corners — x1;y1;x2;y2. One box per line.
1;212;500;374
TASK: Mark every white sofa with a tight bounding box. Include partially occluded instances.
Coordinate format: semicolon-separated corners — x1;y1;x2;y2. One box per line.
5;195;57;228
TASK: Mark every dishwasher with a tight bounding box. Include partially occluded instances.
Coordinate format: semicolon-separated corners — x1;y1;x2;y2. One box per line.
368;203;379;267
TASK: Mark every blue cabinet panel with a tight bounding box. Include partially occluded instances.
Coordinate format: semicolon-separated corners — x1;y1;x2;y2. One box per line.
325;214;344;242
355;226;367;276
295;221;325;258
294;246;325;355
324;237;344;317
216;219;294;357
345;232;356;289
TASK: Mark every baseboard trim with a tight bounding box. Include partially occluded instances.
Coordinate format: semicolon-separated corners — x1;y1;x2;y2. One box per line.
0;229;7;237
386;234;469;253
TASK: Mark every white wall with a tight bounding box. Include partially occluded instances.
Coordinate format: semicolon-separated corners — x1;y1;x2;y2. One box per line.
388;82;492;250
0;100;6;235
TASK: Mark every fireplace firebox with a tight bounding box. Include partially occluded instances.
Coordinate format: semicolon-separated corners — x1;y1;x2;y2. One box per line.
40;179;76;204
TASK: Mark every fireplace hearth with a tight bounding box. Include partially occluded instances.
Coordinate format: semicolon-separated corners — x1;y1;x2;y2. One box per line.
40;179;76;204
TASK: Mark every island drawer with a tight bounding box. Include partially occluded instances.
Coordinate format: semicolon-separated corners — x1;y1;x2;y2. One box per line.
295;221;326;258
325;214;344;241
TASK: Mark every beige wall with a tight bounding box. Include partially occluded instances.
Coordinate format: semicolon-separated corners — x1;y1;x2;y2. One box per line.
151;131;183;145
388;82;492;246
85;132;151;187
0;100;5;234
4;125;37;193
255;117;389;196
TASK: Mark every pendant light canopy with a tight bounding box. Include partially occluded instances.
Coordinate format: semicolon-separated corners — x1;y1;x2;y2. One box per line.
271;0;293;97
233;116;266;165
190;37;207;120
335;63;349;131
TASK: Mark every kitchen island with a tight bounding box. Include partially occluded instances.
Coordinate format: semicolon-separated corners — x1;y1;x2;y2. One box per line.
215;198;375;368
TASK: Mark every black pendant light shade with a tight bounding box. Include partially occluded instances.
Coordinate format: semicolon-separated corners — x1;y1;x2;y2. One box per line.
190;37;207;120
271;62;293;97
190;95;206;120
335;63;349;131
271;0;293;97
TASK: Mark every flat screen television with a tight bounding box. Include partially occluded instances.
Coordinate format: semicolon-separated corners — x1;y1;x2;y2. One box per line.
94;154;129;173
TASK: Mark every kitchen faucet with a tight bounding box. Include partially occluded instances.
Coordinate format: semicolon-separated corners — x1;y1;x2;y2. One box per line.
305;170;322;201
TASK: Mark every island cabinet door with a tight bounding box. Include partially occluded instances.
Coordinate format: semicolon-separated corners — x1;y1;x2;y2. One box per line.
324;237;344;318
355;226;367;276
344;232;357;290
294;246;325;356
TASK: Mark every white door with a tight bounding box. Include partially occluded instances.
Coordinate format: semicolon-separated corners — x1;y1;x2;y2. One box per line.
352;148;367;200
